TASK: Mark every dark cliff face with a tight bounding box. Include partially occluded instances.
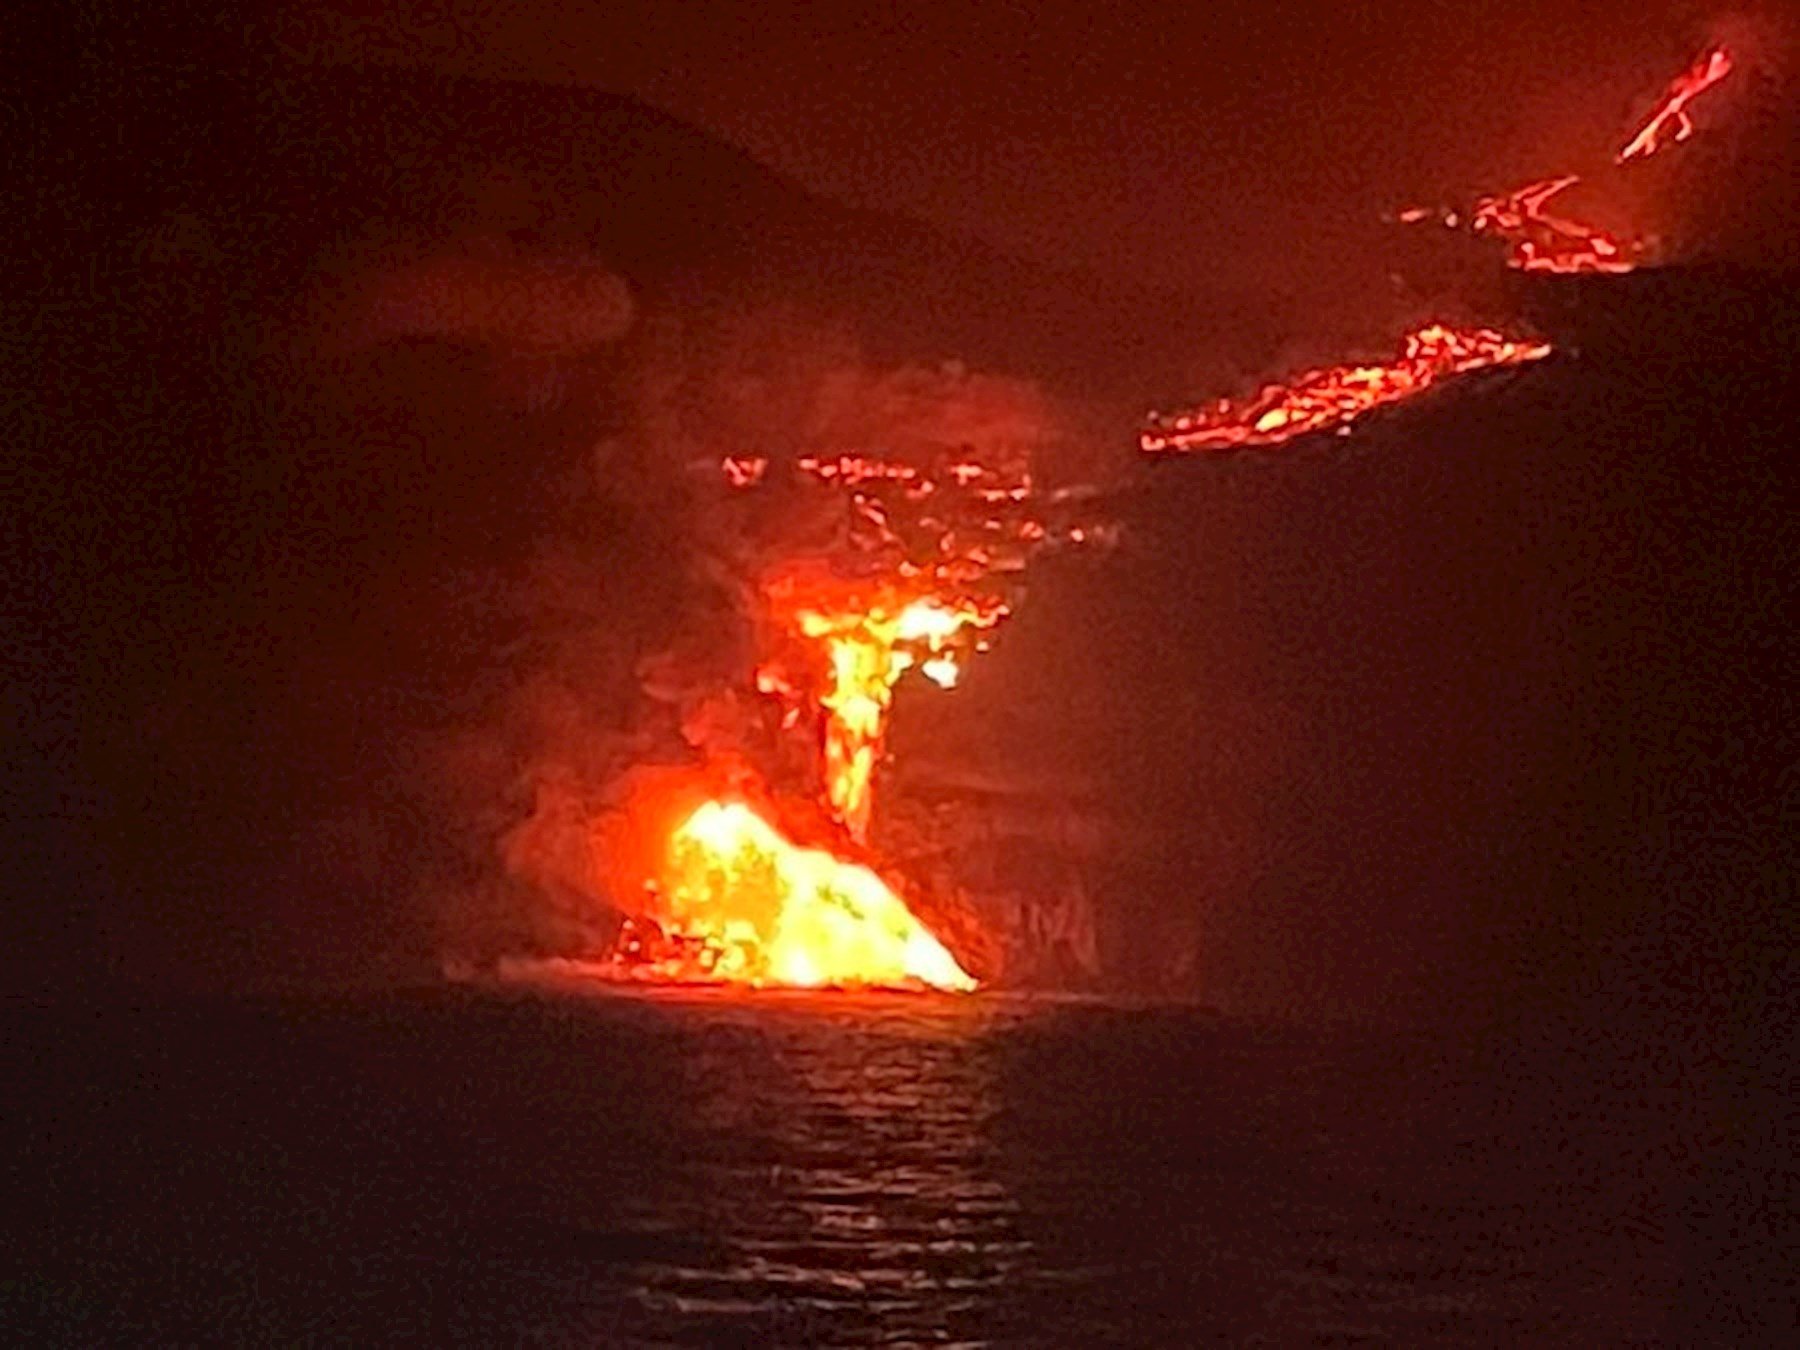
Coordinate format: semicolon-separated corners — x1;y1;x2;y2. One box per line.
931;268;1796;1026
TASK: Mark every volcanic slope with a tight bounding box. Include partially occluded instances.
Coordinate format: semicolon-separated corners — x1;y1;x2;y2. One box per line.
5;41;1261;993
898;266;1796;1025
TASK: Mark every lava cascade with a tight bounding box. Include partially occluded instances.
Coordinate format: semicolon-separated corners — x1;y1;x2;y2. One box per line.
607;448;1091;990
612;801;976;991
596;38;1738;986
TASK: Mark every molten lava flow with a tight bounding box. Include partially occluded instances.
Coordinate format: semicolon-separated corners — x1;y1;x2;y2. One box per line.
749;450;1076;839
606;445;1098;991
1405;176;1642;277
617;801;976;990
770;587;1004;839
1617;45;1734;164
1140;323;1552;455
1470;176;1640;275
1398;43;1735;274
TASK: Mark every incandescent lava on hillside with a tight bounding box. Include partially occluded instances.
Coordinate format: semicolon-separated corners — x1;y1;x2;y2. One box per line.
579;34;1750;990
1404;43;1737;276
1140;324;1552;456
1616;45;1736;164
1143;41;1740;458
604;442;1101;991
1467;176;1640;276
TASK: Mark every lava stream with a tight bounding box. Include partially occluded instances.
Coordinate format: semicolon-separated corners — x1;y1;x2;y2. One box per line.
1616;45;1734;163
776;590;1002;840
1397;42;1736;274
606;448;1094;990
1470;176;1639;275
1140;323;1551;455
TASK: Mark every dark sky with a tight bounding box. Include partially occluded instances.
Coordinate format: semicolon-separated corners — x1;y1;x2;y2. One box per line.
278;0;1734;298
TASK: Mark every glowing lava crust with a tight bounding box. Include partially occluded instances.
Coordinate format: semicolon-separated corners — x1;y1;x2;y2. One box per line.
1141;323;1552;455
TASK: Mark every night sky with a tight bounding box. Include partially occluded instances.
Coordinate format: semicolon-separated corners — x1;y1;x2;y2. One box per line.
279;0;1755;297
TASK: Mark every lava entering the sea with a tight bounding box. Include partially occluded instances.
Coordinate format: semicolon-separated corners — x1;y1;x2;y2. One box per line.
585;34;1740;989
605;444;1093;991
1140;323;1552;455
613;801;976;991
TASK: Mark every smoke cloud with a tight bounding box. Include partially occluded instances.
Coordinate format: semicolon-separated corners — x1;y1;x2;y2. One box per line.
462;301;1073;966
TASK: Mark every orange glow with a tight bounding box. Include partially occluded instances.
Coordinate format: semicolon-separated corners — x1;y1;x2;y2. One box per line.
1617;45;1734;163
721;454;767;487
1398;44;1736;274
1140;323;1552;455
771;585;1004;839
1470;175;1640;274
1401;176;1642;276
616;800;975;991
749;450;1072;841
606;448;1096;991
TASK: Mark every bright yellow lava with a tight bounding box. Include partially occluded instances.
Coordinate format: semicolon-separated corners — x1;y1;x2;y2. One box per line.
650;801;976;992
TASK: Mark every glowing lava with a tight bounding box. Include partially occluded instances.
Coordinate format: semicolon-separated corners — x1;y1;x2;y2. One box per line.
618;801;976;990
1399;43;1735;274
769;585;1004;840
1405;177;1642;277
1617;45;1734;164
1210;40;1737;459
1140;323;1552;454
1470;176;1639;275
607;447;1095;990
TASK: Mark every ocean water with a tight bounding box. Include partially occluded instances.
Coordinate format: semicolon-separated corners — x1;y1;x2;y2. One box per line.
0;981;1776;1344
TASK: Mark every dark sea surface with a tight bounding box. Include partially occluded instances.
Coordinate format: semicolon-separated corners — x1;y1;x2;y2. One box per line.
1;981;1783;1345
